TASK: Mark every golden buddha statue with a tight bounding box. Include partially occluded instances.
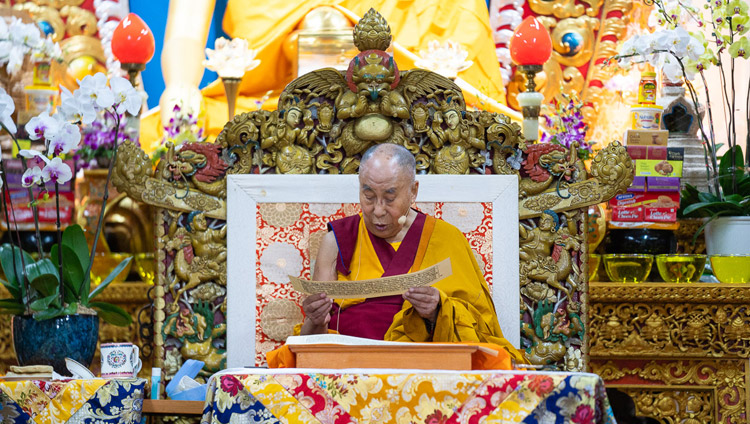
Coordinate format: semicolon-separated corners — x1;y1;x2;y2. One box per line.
142;0;521;150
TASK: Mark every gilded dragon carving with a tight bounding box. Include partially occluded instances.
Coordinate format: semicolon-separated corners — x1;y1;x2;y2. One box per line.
112;9;632;378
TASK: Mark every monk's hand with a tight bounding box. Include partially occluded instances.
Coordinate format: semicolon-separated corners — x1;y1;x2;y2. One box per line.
403;287;440;323
301;293;333;333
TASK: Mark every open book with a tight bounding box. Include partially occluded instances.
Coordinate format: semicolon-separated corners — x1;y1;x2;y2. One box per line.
285;334;499;356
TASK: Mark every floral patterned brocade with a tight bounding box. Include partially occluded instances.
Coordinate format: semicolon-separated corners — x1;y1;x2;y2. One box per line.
255;202;494;366
201;372;615;424
0;379;145;424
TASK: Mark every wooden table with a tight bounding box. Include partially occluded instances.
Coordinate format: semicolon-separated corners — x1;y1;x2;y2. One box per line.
141;399;204;423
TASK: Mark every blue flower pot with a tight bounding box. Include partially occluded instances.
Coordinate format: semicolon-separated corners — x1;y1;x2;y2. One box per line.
12;314;99;375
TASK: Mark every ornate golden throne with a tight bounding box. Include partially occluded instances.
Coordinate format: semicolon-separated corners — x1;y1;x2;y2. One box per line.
112;9;632;379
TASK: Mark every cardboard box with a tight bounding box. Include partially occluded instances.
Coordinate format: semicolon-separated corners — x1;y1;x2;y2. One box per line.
635;159;684;177
643;193;680;222
647;177;681;192
610;192;680;223
626;146;684;161
625;129;669;146
612;206;644;222
627;176;646;192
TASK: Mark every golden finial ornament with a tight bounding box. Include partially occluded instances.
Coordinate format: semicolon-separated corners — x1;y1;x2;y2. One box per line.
353;8;392;52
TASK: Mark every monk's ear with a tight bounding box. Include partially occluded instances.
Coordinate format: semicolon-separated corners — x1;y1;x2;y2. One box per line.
411;179;419;201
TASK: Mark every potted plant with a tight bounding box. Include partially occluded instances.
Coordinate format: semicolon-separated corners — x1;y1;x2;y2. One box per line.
614;0;750;255
0;66;141;373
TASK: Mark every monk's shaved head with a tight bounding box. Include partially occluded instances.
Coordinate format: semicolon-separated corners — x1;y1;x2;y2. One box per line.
360;144;416;182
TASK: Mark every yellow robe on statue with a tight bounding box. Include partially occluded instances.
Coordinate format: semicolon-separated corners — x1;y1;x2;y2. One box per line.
267;214;526;369
140;0;507;147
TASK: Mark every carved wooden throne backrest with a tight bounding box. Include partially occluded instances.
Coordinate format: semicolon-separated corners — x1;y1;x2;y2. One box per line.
112;8;633;379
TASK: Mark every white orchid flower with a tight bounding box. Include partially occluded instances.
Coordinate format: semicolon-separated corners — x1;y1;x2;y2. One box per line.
0;87;17;134
18;149;51;170
636;33;657;56
77;73;114;110
110;76;141;115
25;111;59;140
41;157;73;185
685;36;705;61
21;166;43;187
0;15;8;39
6;46;25;75
9;18;41;50
47;121;81;156
661;56;686;83
60;86;96;125
665;27;691;57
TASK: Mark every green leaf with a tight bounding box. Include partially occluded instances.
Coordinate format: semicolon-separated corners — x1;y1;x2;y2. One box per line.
0;278;21;301
30;274;60;298
25;258;59;286
90;302;132;326
698;191;720;203
33;306;63;321
682;201;745;216
30;292;59;311
0;244;33;295
719;146;746;196
51;244;84;301
0;298;24;314
88;256;132;302
62;225;91;271
62;302;78;315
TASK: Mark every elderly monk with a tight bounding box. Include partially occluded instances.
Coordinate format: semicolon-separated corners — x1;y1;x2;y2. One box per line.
296;143;524;365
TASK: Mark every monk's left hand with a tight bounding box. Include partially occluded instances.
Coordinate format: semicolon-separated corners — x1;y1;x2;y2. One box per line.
403;287;440;323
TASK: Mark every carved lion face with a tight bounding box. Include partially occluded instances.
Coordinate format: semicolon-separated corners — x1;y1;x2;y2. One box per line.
352;53;395;100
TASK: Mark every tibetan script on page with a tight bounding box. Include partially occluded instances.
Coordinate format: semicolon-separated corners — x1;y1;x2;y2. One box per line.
289;258;452;298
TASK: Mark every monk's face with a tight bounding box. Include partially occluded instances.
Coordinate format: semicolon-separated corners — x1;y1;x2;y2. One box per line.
359;157;418;240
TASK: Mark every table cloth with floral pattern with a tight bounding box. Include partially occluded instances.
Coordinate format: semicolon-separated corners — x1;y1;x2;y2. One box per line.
201;370;615;424
0;378;144;424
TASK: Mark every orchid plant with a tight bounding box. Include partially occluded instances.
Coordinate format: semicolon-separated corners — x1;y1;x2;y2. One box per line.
0;72;140;325
614;0;750;222
540;92;595;160
0;16;61;75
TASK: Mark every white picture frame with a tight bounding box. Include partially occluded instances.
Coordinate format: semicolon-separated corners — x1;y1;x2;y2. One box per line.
227;174;520;368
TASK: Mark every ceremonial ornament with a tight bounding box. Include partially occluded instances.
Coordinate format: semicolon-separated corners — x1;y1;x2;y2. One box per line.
509;17;552;141
111;13;154;86
112;9;632;377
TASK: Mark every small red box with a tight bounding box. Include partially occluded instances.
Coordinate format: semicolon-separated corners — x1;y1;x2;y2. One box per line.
612;206;644;222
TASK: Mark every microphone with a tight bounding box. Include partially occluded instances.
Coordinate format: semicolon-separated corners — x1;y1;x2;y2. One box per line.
397;214;407;225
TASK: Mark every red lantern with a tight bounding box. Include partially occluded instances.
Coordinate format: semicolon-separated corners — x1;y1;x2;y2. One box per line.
111;13;155;65
509;17;552;66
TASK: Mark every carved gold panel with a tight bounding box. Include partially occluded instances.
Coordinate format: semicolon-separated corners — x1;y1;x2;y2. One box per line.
589;283;750;423
590;359;748;424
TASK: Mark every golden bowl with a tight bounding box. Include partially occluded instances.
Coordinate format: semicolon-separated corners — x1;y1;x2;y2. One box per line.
656;254;706;283
134;253;155;285
90;252;132;285
588;254;601;281
603;254;653;283
710;255;750;283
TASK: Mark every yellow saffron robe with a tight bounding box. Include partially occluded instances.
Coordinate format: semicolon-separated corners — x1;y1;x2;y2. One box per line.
268;214;525;368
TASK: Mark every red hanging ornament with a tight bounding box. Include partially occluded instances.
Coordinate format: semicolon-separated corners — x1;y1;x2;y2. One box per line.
111;13;155;65
509;17;552;66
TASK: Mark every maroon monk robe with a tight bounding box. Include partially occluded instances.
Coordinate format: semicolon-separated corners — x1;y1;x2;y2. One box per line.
326;212;426;340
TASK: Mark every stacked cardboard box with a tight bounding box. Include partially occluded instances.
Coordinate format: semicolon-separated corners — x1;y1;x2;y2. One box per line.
610;130;683;223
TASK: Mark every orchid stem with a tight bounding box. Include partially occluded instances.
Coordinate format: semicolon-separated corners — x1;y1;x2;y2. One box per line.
54;182;63;304
81;111;121;299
